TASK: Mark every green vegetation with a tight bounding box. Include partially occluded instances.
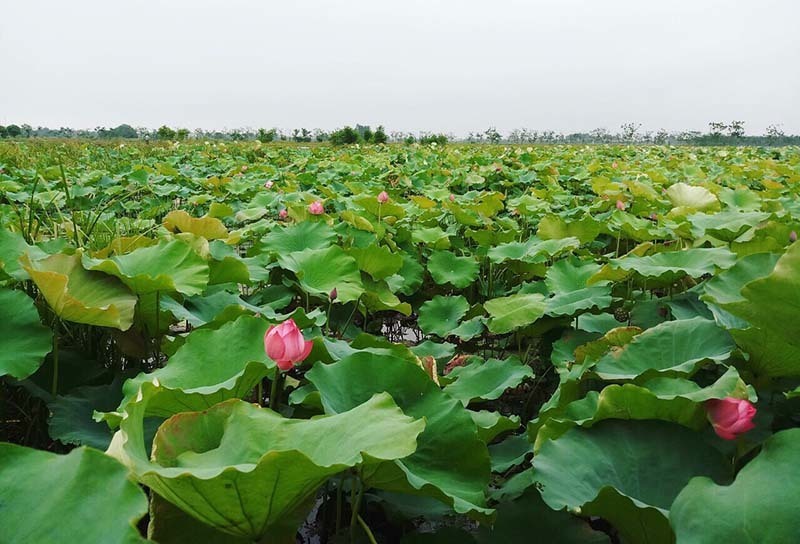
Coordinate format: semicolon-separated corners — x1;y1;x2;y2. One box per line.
1;140;800;542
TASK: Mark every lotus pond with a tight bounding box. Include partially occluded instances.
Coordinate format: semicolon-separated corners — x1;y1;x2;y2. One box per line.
1;140;799;543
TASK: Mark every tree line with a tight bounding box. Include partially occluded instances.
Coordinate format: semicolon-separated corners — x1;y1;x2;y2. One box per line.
1;121;798;146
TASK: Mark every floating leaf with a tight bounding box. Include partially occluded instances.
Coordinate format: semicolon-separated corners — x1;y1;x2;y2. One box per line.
164;210;229;240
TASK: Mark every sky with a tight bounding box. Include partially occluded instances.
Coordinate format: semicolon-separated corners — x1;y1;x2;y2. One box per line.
1;0;798;136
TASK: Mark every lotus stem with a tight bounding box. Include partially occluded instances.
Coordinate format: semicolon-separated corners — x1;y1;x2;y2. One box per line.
51;326;59;396
357;514;378;544
268;366;281;411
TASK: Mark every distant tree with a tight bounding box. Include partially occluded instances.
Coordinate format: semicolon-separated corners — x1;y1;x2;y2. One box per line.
708;122;727;137
329;126;359;145
5;124;22;138
403;134;416;144
362;126;374;143
0;126;7;138
257;128;276;143
313;129;328;142
620;122;642;141
766;124;785;138
653;129;670;144
157;125;176;140
419;133;448;145
101;124;138;139
484;126;501;144
175;128;190;140
372;125;387;144
727;121;745;138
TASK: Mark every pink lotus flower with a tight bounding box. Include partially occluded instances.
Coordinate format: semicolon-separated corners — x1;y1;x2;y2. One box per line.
612;161;618;169
449;194;455;202
264;319;313;371
241;165;248;172
264;180;274;189
377;191;389;204
278;209;288;220
650;213;658;221
616;200;626;211
308;201;324;215
706;397;757;440
790;231;797;243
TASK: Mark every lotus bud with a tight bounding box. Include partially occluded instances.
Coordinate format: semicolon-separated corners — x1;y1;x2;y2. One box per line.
308;201;324;215
791;231;797;243
264;180;274;189
377;191;389;203
279;209;288;220
263;319;313;371
449;194;455;202
616;200;626;211
705;398;756;440
329;288;338;301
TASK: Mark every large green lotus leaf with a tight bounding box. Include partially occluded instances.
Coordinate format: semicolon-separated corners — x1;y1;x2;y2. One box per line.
307;353;493;519
104;315;273;425
537;214;600;244
445;358;533;406
670;428;800;544
82;239;209;296
355;195;406;219
603;247;737;283
0;443;148;544
417;295;469;337
488;434;533;473
163;210;229;240
702;252;780;306
532;366;753;450
488;237;581;264
592;317;734;380
349;244;403;280
412;226;451;248
720;242;800;377
477;487;610;544
22;252;137;330
109;388;423;542
49;380;125;450
665;183;719;213
544;257;602;292
0;229;47;281
485;293;547;334
280;245;364;303
148;493;249;544
208;241;251;285
534;420;731;544
0;289;52;379
262;220;337;255
545;286;613;317
361;276;412;316
427;250;479;288
387;253;425;295
469;410;521;443
688;210;771;241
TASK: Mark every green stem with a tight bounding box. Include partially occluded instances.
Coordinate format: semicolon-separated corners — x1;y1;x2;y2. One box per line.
51;327;59;396
357;514;378;544
341;295;362;337
269;366;281;411
335;476;343;537
349;471;364;543
257;380;264;406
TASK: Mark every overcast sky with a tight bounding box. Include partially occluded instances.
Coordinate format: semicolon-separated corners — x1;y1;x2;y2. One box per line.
1;0;798;136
